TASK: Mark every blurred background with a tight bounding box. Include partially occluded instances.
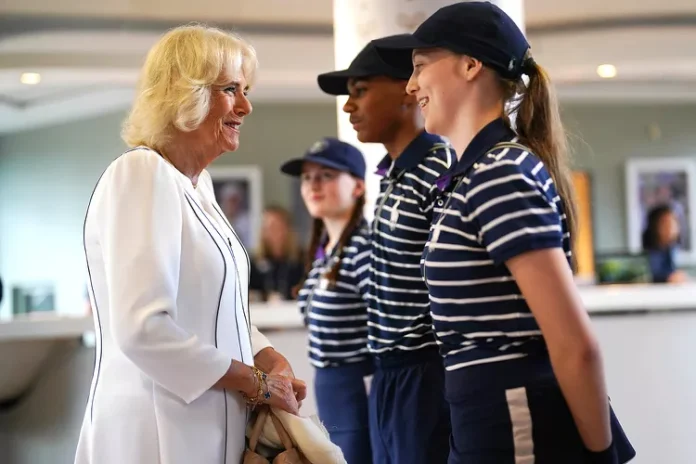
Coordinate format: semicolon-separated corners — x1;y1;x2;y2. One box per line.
1;1;696;462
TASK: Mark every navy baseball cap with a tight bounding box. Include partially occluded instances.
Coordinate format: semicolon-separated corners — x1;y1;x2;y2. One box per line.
373;2;531;80
280;138;366;180
317;35;414;96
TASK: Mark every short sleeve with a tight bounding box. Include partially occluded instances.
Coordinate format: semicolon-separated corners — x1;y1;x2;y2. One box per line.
465;159;564;266
100;149;231;404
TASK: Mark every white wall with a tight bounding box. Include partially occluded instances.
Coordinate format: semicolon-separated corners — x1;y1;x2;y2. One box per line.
0;116;127;319
0;103;337;319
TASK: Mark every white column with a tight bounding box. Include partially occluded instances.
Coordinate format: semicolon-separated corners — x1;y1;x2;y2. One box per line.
332;0;525;220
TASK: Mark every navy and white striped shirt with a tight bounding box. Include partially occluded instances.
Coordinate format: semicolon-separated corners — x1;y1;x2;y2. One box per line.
422;118;572;372
298;224;372;368
368;131;454;356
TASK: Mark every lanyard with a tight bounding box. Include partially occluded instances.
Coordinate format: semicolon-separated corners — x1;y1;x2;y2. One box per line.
429;141;531;248
373;169;407;235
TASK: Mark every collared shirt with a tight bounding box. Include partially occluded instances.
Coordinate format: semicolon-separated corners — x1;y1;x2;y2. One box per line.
368;130;454;356
422;118;572;372
298;224;372;368
647;246;677;283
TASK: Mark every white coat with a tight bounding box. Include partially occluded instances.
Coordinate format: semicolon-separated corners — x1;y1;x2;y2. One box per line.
74;147;272;464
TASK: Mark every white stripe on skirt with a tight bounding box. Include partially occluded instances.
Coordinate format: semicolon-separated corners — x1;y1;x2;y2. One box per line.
505;387;535;463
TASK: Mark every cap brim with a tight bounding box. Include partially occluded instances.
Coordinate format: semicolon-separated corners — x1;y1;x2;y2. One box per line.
372;34;435;73
317;69;373;96
280;156;355;177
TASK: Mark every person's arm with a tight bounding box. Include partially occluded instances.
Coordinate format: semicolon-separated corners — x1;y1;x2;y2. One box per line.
506;249;611;452
101;150;233;404
468;160;611;452
252;318;306;402
254;346;307;402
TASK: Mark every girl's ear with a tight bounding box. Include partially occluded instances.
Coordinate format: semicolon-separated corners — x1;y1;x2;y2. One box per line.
353;179;366;199
459;55;484;82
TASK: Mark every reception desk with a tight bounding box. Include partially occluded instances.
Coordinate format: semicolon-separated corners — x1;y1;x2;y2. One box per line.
1;283;696;463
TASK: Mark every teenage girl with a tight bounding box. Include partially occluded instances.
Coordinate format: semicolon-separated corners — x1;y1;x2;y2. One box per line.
375;2;636;463
280;137;372;464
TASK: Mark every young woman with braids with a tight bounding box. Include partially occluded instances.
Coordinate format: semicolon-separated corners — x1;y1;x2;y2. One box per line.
374;3;636;463
280;137;373;464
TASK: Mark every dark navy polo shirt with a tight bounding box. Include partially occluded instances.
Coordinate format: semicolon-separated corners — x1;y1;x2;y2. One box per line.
422;118;572;372
647;246;677;283
298;224;372;368
368;130;454;356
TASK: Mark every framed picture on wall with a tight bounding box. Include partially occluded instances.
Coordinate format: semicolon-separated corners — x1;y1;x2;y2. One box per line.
207;166;263;251
625;158;696;264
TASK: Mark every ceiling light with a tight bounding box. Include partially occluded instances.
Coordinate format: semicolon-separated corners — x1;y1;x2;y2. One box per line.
596;64;617;79
20;72;41;85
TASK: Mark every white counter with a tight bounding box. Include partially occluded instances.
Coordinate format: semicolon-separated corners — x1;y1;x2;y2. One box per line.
1;283;695;403
1;282;695;341
2;284;696;463
250;283;696;328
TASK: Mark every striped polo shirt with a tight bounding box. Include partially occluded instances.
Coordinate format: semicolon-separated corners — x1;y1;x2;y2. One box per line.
368;131;454;356
422;118;572;373
298;224;372;368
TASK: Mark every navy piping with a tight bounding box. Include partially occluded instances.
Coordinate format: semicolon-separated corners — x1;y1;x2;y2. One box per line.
83;146;145;422
83;171;106;422
183;193;229;462
211;205;252;334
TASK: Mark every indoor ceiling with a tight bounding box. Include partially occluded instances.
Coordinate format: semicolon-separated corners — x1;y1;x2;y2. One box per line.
2;0;696;134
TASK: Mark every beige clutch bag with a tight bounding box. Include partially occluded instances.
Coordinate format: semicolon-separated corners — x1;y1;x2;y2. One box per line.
244;406;311;464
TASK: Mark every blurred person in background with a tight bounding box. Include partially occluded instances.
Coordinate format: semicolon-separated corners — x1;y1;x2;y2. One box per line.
218;181;253;247
642;204;689;283
249;205;305;302
75;24;305;464
280;137;373;464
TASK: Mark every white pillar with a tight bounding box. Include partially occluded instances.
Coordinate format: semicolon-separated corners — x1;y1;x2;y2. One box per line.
331;0;525;220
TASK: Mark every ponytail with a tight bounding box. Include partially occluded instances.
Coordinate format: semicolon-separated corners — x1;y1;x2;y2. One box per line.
293;194;366;295
504;59;577;268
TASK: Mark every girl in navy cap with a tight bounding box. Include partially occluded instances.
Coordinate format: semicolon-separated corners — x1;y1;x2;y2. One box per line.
280;138;373;464
374;2;636;463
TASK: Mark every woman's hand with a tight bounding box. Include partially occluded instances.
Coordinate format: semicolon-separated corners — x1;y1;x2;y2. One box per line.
254;347;307;403
261;373;301;415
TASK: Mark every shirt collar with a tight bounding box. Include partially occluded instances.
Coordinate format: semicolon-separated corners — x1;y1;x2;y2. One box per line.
435;118;516;191
375;130;444;178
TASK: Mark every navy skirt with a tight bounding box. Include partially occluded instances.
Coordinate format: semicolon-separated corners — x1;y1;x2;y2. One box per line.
314;360;374;464
445;356;636;464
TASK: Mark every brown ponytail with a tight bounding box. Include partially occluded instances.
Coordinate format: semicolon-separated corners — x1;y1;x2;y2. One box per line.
293;194;366;296
503;59;577;268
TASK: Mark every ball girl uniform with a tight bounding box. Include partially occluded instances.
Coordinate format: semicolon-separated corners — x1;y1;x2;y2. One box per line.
422;123;635;464
374;3;637;463
317;38;455;464
280;138;373;464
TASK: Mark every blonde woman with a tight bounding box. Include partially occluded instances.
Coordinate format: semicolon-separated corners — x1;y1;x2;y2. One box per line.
249;206;305;302
75;25;306;464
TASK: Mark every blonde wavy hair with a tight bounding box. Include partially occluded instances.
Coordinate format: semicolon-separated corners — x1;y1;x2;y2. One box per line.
122;24;258;149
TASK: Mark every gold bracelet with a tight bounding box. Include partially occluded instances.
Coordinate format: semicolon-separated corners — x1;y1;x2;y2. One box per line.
242;366;270;407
